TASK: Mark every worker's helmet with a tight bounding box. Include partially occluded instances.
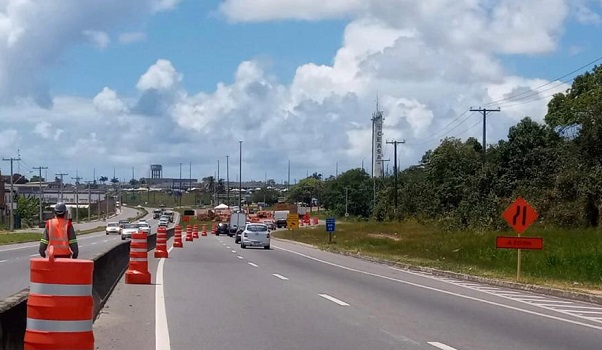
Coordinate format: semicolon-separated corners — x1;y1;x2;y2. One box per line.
54;202;67;215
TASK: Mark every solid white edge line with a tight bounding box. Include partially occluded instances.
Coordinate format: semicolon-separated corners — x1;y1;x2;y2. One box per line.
155;246;174;350
272;245;602;331
428;342;458;350
319;294;350;306
273;274;289;280
0;260;7;263
248;262;258;267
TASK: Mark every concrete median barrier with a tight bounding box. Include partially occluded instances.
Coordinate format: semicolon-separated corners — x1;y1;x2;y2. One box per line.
0;289;28;350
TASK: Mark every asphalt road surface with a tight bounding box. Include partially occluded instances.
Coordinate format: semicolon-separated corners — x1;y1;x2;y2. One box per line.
95;233;602;350
0;206;152;300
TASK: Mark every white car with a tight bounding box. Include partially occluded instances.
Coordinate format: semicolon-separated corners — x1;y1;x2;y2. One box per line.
137;222;151;235
158;219;168;227
120;223;139;240
240;223;270;249
105;222;120;235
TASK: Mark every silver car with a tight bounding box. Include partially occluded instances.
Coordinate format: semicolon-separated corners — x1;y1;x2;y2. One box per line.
137;222;151;235
120;223;139;240
241;224;270;249
105;222;120;235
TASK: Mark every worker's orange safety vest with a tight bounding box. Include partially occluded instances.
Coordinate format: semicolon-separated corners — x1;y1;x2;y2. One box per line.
47;218;71;256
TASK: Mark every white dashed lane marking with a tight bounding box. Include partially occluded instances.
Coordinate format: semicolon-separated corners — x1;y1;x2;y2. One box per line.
248;262;258;267
319;294;349;306
428;342;458;350
273;274;289;280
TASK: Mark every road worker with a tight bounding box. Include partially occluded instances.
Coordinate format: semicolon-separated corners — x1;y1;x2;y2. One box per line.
39;202;79;259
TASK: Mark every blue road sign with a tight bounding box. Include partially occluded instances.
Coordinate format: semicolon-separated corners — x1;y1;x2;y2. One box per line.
326;218;336;232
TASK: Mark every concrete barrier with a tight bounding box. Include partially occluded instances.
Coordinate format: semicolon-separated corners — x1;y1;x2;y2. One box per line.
0;226;175;348
0;290;27;350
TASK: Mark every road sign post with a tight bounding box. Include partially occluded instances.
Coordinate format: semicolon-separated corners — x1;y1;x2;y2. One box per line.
501;196;542;282
326;218;335;244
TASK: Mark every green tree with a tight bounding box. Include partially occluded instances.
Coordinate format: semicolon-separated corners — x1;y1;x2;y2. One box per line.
16;196;40;226
322;168;372;217
30;175;45;182
251;188;280;205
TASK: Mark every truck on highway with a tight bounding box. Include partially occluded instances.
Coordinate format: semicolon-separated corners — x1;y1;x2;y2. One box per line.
229;212;247;235
274;210;289;228
153;209;162;219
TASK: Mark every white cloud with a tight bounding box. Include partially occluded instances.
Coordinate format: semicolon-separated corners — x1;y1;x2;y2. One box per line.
0;129;18;152
219;0;364;22
83;30;110;49
137;59;183;91
33;121;63;141
93;87;129;115
0;0;590;182
118;31;146;44
0;1;179;108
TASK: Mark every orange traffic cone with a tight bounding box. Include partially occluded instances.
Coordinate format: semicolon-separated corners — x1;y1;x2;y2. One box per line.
186;226;193;242
193;225;199;239
125;230;151;284
25;246;95;349
154;226;169;258
173;225;183;248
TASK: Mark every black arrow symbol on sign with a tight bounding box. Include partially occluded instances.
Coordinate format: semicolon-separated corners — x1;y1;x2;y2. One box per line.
512;205;528;226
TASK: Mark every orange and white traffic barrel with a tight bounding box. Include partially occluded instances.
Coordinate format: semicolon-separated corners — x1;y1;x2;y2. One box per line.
185;226;193;242
202;225;208;237
211;223;217;235
173;225;183;248
154;226;169;258
125;230;151;284
25;246;95;350
192;225;199;239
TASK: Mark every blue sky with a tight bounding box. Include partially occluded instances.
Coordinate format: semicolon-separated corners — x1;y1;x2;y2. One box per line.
48;0;347;98
2;0;602;183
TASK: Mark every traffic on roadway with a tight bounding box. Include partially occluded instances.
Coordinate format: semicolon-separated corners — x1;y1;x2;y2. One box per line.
94;228;602;350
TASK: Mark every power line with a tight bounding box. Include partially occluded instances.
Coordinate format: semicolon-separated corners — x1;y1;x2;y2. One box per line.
485;54;602;106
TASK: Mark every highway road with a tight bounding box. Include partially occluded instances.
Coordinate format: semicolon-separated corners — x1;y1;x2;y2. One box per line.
95;233;602;350
0;206;153;300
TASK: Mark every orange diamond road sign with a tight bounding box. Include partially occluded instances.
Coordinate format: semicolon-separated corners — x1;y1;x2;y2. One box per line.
502;196;538;234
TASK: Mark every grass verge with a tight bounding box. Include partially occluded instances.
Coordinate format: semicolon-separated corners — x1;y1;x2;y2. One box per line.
273;220;602;292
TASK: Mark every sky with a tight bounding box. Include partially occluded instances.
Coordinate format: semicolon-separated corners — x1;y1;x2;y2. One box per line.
1;0;602;185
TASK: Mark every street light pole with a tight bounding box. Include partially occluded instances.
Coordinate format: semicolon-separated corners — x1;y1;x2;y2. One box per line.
72;172;82;223
345;187;349;218
226;155;230;206
33;166;48;224
239;141;242;210
179;162;182;207
3;156;21;231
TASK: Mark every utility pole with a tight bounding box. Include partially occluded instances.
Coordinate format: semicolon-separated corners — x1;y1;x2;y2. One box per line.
287;160;291;191
85;181;93;220
226;155;230;206
335;162;338;177
179;163;182;207
33;166;48;224
217;159;220;204
239;141;243;210
72;172;82;222
386;140;405;214
470;107;501;159
189;162;192;192
379;159;391;177
55;172;68;202
3;156;21;231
